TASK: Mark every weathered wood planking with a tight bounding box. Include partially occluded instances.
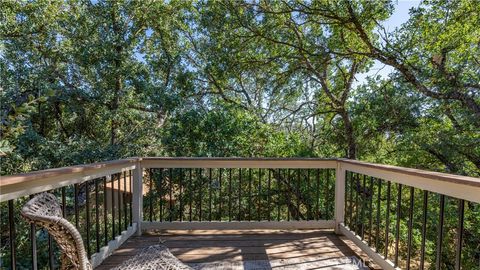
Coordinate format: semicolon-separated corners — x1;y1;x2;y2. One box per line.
95;229;378;269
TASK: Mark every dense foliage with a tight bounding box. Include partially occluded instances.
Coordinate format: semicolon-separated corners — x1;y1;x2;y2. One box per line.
0;0;479;269
1;0;478;176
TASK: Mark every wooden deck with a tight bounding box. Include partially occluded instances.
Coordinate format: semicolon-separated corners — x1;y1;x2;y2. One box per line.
96;229;379;270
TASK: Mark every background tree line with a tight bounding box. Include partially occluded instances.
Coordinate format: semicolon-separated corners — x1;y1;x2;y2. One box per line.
0;1;479;269
1;0;478;176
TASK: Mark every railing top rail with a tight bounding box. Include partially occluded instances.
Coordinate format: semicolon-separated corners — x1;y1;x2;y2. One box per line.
139;157;338;169
0;158;138;188
340;159;480;188
140;157;337;161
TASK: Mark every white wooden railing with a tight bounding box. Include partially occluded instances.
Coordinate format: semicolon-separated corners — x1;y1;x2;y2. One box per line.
1;158;479;269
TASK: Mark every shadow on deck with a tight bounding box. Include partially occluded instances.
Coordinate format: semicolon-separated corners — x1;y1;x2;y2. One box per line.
96;229;379;270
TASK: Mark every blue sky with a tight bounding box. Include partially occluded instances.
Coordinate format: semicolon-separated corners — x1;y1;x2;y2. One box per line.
385;0;421;29
355;0;421;86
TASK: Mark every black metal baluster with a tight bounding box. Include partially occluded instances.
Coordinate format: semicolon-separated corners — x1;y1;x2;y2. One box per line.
159;169;163;222
228;168;232;222
111;175;116;240
179;168;183;222
455;199;465;270
75;183;79;228
218;168;222;221
375;178;382;252
267;169;271;221
384;181;391;259
394;183;402;266
95;179;100;253
198;168;203;221
306;169;310;220
406;186;414;270
343;171;348;226
103;177;108;246
8;200;16;270
436;195;445;269
117;173;121;234
344;171;349;226
62;187;66;218
287;169;290;221
360;175;366;239
149;169;153;222
30;230;37;270
124;172;127;231
368;176;374;245
316;169;320;220
129;171;133;226
420;190;428;270
170;168;173;222
209;168;212;221
86;180;91;258
155;169;160;221
277;169;281;221
348;172;354;227
354;174;360;233
325;169;330;219
189;168;193;222
238;168;242;221
296;169;300;221
248;168;252;221
29;195;37;270
258;169;262;221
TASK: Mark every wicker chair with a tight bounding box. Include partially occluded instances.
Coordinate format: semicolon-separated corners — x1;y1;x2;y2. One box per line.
21;192;192;270
21;192;92;270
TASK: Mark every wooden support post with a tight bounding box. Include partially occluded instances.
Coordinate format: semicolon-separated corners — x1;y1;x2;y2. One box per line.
334;161;346;234
132;160;143;236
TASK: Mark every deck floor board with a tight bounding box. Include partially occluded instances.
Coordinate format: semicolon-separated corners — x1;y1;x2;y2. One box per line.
95;229;379;269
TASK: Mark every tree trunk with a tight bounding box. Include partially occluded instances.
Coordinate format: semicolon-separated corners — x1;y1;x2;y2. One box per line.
339;108;357;159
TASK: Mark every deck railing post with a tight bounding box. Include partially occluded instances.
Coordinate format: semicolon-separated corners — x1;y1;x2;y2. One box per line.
334;161;345;234
132;159;143;236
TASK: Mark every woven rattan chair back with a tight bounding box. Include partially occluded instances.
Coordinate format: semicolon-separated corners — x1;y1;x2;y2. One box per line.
21;192;92;270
